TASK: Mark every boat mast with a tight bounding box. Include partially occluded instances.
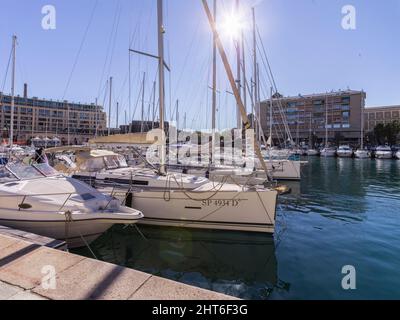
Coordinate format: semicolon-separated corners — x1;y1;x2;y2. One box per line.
235;0;241;129
116;101;119;129
141;72;146;133
211;0;217;164
269;86;273;147
157;0;166;175
202;0;269;174
9;35;17;148
108;76;113;136
252;8;259;142
361;91;365;149
325;93;328;147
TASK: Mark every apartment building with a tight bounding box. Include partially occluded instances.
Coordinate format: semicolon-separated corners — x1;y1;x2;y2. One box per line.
259;90;366;145
0;84;107;145
364;105;400;132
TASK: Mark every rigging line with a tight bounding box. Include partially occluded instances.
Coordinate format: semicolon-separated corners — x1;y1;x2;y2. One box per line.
171;19;202;104
105;3;123;82
63;0;99;100
97;0;121;101
1;45;13;93
256;26;293;143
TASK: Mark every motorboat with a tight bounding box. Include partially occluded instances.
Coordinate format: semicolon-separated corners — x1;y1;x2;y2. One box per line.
354;149;371;159
306;149;320;156
375;146;393;159
336;145;353;158
320;147;337;157
46;148;278;234
396;151;400;160
0;163;143;248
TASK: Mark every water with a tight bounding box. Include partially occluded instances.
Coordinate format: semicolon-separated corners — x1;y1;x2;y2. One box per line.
74;157;400;300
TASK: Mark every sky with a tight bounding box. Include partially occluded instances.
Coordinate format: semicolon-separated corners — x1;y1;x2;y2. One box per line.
0;0;399;130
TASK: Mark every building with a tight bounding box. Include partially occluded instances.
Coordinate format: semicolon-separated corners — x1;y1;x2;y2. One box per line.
259;90;366;146
120;120;170;134
364;105;400;132
0;84;107;145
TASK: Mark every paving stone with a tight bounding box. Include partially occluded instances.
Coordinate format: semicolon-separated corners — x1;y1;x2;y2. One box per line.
0;247;84;290
8;290;48;300
129;276;238;300
0;281;22;299
33;258;152;300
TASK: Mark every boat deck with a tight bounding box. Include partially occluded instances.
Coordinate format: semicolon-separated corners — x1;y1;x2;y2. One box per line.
0;228;237;300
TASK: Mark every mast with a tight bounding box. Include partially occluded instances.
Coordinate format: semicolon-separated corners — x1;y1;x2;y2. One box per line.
211;0;217;163
252;8;259;140
325;93;328;146
108;76;113;136
157;0;166;175
202;0;269;175
235;0;241;129
361;91;365;149
116;101;119;129
95;98;98;137
151;80;156;129
175;99;179;131
141;72;146;133
269;86;273;147
9;35;17;148
241;30;247;114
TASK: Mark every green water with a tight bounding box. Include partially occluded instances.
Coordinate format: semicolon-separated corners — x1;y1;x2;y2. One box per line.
74;157;400;300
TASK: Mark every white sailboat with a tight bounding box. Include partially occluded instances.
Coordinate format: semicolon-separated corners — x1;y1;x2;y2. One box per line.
46;148;278;233
355;92;371;159
0;163;143;248
46;0;279;234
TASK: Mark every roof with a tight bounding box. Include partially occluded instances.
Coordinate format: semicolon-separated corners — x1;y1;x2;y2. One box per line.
262;90;365;103
89;133;156;146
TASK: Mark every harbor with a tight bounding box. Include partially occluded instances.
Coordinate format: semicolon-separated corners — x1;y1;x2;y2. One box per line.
1;0;400;303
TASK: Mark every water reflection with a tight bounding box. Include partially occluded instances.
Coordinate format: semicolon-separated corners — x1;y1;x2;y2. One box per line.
75;225;282;299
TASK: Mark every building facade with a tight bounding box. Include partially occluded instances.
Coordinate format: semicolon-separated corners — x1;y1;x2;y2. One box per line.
364;105;400;132
0;85;107;145
259;90;366;146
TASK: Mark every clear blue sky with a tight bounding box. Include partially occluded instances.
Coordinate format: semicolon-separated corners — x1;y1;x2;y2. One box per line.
1;0;399;129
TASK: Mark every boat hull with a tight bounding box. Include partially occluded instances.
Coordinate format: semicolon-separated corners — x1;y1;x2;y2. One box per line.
113;188;278;234
337;152;353;158
375;152;393;159
0;216;116;248
354;150;370;159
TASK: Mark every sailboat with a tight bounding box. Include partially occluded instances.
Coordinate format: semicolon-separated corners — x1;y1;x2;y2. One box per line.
47;0;279;234
320;93;336;157
355;91;371;159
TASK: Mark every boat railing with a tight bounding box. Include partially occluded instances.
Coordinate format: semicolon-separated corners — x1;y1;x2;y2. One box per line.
0;190;131;212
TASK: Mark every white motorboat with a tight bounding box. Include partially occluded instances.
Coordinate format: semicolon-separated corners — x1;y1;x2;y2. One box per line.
375;146;393;159
396;151;400;160
0;163;143;248
306;149;320;156
354;149;371;159
320;147;337;157
336;145;353;158
48;148;278;234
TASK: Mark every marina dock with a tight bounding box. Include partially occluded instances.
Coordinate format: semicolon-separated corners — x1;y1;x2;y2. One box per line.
0;227;236;300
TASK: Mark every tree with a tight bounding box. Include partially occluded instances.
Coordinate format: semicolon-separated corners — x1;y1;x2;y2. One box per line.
373;121;400;145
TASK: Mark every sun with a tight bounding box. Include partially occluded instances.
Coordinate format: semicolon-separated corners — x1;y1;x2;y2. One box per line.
219;11;246;40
